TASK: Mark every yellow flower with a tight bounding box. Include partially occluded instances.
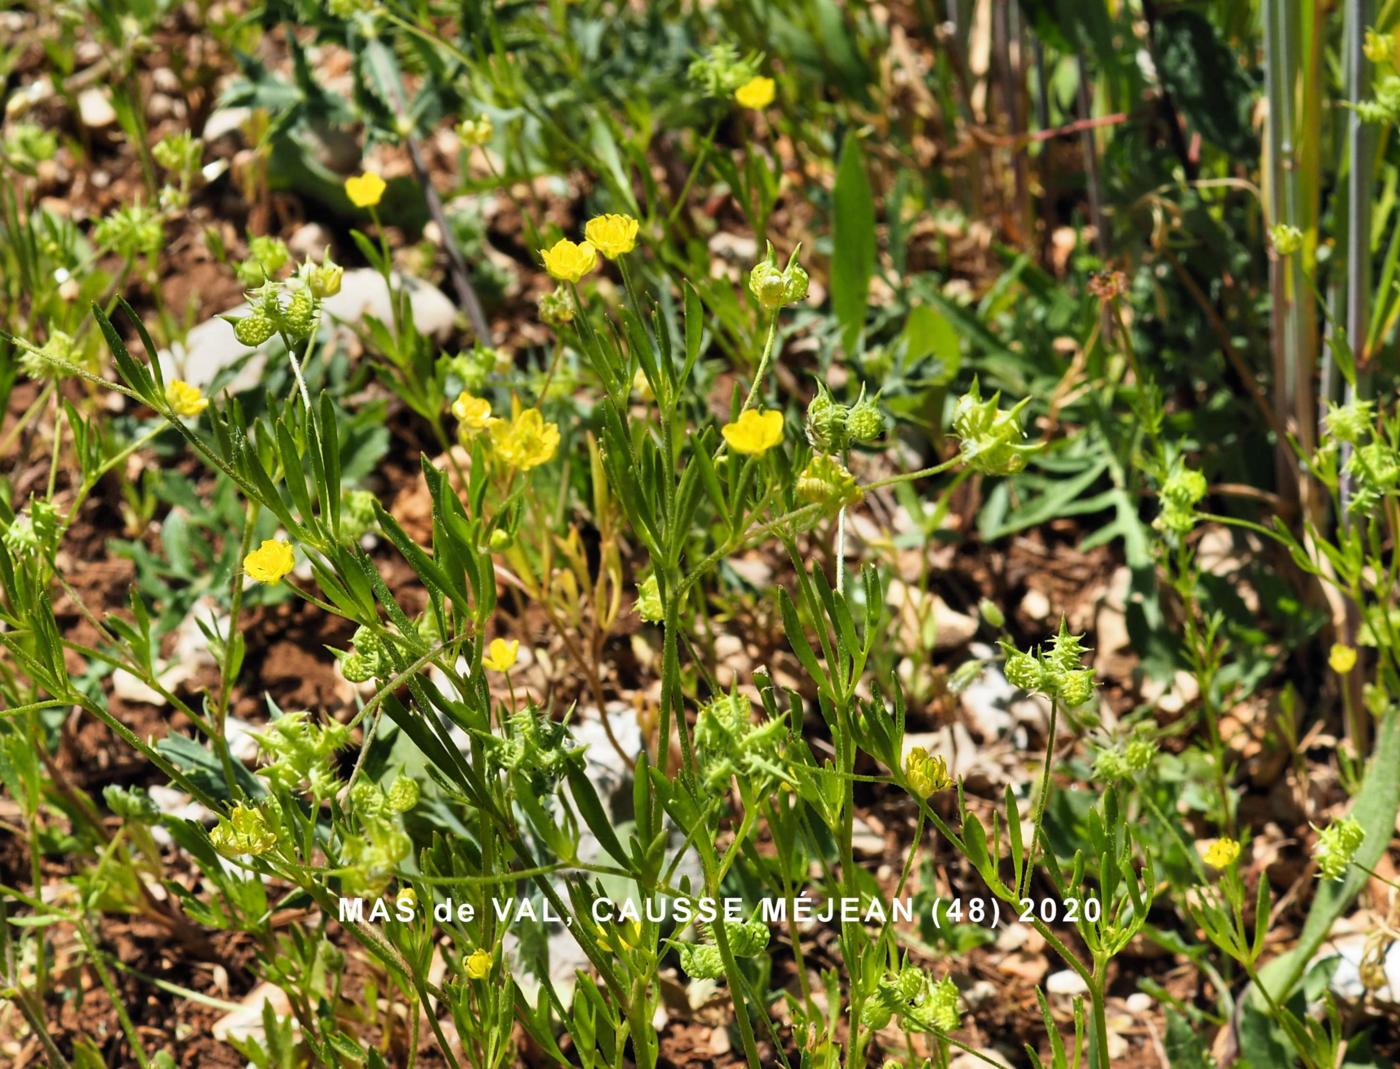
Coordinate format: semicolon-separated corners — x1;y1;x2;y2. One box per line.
344;171;386;209
540;238;597;283
483;637;519;672
734;75;775;110
465;947;492;980
721;408;784;456
584;213;639;258
489;407;560;470
243;539;295;584
166;379;208;417
1202;838;1241;869
451;391;493;433
395;887;417;912
1330;643;1358;674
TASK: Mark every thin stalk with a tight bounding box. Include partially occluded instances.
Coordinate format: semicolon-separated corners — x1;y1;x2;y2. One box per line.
1020;698;1060;901
1342;0;1375;753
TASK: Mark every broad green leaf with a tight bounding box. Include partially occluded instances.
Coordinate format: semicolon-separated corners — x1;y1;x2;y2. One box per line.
831;135;874;353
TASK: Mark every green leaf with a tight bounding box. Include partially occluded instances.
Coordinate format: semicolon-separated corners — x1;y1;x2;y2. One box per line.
898;304;960;384
831;135;875;353
566;765;631;871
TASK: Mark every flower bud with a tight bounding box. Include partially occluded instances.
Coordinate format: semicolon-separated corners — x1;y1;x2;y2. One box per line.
748;242;807;312
465;947;492;979
977;598;1004;630
308;253;343;299
457;114;493;147
904;746;951;798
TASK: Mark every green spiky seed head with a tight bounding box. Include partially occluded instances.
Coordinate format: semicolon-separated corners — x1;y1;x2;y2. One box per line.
1055;668;1096;708
725;920;770;957
386;776;420;813
232;312;275;347
804;385;848;452
847;395;885;442
677;943;725;980
1001;644;1044;692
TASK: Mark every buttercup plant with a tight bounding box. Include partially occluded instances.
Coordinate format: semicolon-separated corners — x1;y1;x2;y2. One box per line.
6;5;1400;1069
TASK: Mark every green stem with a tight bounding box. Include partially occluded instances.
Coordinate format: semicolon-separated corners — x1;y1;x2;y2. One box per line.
738;312;780;413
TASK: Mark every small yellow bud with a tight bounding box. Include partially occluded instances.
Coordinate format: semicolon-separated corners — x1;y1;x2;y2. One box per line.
465;947;492;979
1330;643;1358;674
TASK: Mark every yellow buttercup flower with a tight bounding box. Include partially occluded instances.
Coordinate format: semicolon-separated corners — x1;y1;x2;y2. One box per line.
344;171;386;209
734;76;775;110
451;391;493;433
483;637;520;673
1329;643;1358;674
540;238;597;283
166;379;208;417
489;407;560;470
465;947;492;979
721;408;784;456
243;539;295;584
1202;838;1240;869
584;213;639;258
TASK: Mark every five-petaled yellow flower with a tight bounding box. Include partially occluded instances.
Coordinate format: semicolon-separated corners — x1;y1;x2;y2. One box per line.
452;391;493;433
344;171;386;209
465;947;492;979
584;213;639;258
490;407;560;470
1202;838;1241;869
166;379;208;417
722;408;784;456
483;637;519;673
244;539;295;584
1329;643;1358;674
540;238;597;283
734;76;776;110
